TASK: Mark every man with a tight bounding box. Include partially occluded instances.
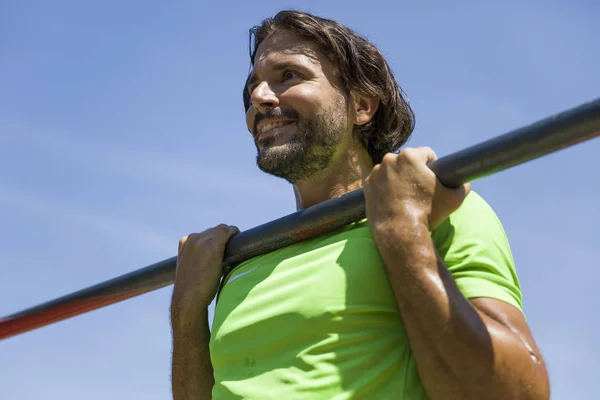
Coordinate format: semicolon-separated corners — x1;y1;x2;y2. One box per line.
170;10;550;400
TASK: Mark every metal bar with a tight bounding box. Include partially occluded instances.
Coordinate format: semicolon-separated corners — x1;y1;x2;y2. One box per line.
1;97;599;341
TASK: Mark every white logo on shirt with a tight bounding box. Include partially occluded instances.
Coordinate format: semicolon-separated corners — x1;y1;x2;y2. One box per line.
227;267;258;285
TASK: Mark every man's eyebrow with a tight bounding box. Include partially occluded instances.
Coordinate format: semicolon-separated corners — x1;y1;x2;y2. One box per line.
271;61;303;71
246;61;305;89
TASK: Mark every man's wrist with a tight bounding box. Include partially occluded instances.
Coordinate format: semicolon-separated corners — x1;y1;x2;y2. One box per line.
371;209;430;249
372;217;436;274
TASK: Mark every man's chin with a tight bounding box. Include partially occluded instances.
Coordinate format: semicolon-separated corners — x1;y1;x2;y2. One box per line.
257;141;300;161
256;163;295;183
256;152;301;182
256;155;288;175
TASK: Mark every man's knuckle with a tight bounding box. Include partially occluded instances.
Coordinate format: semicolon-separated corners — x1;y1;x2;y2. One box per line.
210;224;227;235
401;147;423;162
381;152;397;164
419;146;435;155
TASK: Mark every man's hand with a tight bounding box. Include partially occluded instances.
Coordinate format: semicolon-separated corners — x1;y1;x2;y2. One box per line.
363;147;471;233
170;224;238;400
362;148;550;399
171;224;239;317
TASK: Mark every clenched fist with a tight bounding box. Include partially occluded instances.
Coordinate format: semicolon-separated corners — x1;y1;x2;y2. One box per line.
363;147;470;235
171;224;239;318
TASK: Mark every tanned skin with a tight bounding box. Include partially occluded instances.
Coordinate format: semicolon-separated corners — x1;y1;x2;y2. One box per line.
170;29;550;399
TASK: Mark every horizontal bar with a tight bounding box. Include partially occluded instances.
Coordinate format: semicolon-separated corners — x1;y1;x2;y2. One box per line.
1;97;599;341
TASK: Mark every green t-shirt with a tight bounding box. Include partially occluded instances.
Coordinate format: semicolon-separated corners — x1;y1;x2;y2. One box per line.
210;191;522;399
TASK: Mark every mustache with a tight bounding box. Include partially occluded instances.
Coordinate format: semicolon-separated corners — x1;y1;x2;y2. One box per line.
254;108;298;135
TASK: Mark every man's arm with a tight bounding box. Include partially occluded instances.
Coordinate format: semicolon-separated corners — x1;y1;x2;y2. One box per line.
374;222;549;400
171;309;214;399
363;148;550;400
170;224;240;400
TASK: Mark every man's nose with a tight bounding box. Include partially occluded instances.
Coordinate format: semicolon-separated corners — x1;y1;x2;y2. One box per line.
251;81;279;113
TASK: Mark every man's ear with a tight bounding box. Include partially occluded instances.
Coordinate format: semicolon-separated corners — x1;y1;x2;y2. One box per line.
350;91;380;126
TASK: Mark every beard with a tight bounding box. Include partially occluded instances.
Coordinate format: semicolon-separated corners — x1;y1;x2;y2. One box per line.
254;99;348;183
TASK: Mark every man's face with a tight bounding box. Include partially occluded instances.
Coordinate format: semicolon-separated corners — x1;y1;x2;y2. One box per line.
245;30;350;183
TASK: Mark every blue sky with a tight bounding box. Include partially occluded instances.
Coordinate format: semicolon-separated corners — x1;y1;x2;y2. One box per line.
0;1;598;398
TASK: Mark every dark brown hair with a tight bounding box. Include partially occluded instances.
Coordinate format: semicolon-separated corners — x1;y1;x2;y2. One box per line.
243;10;415;164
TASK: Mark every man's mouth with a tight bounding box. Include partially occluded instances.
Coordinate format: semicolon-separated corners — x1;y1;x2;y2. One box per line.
257;120;295;138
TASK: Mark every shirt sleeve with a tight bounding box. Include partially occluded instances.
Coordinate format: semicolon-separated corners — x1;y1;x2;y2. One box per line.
430;191;523;312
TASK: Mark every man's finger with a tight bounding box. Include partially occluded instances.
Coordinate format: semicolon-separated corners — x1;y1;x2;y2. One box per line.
178;236;188;255
398;147;437;164
417;146;437;163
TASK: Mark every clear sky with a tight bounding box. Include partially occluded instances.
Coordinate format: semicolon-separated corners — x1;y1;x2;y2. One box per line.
1;1;598;399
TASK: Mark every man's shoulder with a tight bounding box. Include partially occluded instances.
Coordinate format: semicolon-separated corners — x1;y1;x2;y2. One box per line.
433;190;505;235
433;190;523;310
431;190;512;258
451;190;502;224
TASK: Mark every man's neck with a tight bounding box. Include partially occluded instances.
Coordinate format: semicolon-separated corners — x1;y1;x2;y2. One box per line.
293;148;373;210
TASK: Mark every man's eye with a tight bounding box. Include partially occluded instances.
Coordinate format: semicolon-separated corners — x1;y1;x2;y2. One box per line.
282;71;299;81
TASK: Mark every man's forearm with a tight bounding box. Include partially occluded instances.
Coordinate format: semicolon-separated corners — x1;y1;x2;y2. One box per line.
171;308;214;400
374;221;546;400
